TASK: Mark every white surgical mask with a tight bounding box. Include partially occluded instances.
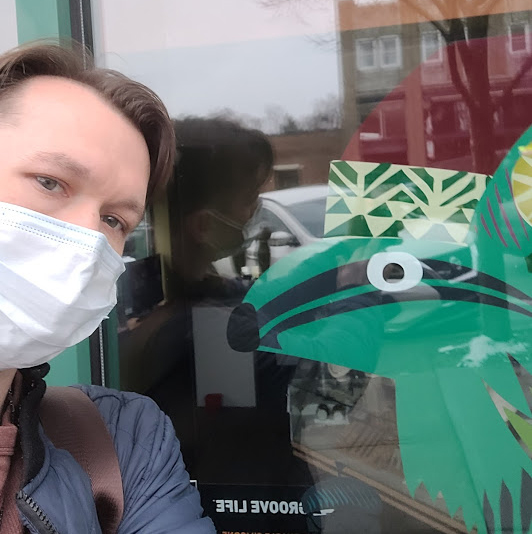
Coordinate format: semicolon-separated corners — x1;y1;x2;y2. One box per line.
207;200;265;259
0;202;125;370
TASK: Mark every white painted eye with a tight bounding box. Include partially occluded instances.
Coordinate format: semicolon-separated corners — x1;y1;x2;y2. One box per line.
367;252;423;293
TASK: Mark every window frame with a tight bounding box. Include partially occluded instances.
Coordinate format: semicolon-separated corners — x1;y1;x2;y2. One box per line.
508;22;531;55
273;164;302;190
356;37;379;71
379;34;402;69
359;109;384;140
421;30;443;64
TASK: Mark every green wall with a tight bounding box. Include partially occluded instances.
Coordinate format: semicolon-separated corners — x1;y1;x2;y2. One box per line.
46;344;92;386
15;0;71;43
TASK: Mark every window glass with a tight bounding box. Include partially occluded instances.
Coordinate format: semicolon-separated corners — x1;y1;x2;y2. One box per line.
380;35;401;68
356;38;378;70
91;1;532;533
123;211;155;261
509;21;530;53
286;198;327;238
360;110;383;139
421;31;443;62
274;166;301;189
257;208;291;235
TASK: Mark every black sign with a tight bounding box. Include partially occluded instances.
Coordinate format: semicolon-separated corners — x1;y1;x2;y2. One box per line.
198;483;310;534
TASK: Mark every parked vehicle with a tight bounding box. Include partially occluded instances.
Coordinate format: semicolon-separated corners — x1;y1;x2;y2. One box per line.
213;184;328;278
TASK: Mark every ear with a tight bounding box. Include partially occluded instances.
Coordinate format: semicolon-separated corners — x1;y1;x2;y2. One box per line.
185;209;214;245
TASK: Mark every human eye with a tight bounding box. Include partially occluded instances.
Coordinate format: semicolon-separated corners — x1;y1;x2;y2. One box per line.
36;175;64;193
101;215;126;233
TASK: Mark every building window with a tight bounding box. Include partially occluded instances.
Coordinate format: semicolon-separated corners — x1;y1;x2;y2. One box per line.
508;22;530;54
383;101;405;138
359;110;383;140
455;101;470;132
274;164;301;190
356;38;378;70
421;31;443;63
379;35;402;68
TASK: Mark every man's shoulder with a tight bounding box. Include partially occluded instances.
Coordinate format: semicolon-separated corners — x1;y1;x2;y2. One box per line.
68;385;215;533
71;384;167;447
72;384;158;410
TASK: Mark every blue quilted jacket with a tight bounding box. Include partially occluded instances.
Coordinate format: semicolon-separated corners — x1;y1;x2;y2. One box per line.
14;368;215;534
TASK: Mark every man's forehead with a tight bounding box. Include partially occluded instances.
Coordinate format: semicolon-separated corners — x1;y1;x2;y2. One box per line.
0;77;150;221
6;76;117;121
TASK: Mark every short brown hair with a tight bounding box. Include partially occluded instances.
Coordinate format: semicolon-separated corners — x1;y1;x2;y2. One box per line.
0;41;175;201
173;117;274;215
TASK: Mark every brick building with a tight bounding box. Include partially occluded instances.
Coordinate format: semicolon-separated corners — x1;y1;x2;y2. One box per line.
263;129;344;192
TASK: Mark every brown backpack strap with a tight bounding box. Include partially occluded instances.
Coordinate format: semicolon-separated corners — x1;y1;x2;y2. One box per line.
39;386;124;534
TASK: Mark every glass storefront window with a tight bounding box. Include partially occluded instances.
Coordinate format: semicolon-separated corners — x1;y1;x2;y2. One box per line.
89;1;532;532
123;211;155;261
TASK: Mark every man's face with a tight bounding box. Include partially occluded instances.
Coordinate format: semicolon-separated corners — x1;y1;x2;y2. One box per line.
0;76;150;254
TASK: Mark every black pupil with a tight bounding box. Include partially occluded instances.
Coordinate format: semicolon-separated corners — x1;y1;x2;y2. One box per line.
383;263;405;283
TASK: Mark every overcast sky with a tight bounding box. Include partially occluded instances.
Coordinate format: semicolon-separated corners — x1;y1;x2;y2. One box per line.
0;0;19;54
91;0;341;122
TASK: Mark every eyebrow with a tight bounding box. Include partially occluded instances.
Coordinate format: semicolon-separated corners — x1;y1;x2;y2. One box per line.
27;151;92;180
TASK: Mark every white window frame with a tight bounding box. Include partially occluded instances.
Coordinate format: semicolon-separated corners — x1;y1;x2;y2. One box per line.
421;31;443;63
273;164;302;190
379;35;402;69
508;22;531;55
356;38;378;71
359;110;384;140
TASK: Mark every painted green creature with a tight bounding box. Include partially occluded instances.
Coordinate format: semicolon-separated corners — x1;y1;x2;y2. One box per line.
228;126;532;533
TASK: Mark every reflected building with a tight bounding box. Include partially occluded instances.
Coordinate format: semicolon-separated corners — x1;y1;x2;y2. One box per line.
265;130;344;191
262;2;532;195
338;0;532;174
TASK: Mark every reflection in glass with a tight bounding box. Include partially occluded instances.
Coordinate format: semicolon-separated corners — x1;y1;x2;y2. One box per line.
96;1;532;531
230;130;532;533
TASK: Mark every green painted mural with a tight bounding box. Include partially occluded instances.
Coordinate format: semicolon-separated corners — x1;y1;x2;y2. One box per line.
228;126;532;533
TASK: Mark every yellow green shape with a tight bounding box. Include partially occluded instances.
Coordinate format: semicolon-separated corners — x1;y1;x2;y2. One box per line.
325;161;491;244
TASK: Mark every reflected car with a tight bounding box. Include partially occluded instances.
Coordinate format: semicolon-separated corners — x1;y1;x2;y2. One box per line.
213;184;329;278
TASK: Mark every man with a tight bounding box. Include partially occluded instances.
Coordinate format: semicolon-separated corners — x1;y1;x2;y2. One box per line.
0;42;215;532
171;116;273;295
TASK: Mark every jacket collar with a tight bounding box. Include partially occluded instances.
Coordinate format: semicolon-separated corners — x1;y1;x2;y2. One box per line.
19;365;49;487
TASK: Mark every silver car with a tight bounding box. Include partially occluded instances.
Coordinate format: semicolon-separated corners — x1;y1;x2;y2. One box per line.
213;184;328;278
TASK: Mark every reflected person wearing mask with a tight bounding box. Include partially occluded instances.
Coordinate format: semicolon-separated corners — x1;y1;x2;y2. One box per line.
0;43;215;533
171;117;274;299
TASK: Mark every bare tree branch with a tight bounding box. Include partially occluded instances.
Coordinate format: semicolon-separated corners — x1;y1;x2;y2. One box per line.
402;0;450;40
449;18;474;66
401;0;476;111
429;20;451;42
447;41;476;110
497;54;532;109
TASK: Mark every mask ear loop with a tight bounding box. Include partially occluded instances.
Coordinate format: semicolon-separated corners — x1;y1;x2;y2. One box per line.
205;210;244;231
207;198;264;236
206;199;265;258
242;199;264;242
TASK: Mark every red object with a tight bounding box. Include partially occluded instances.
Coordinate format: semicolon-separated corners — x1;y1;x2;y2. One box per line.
205;393;223;413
